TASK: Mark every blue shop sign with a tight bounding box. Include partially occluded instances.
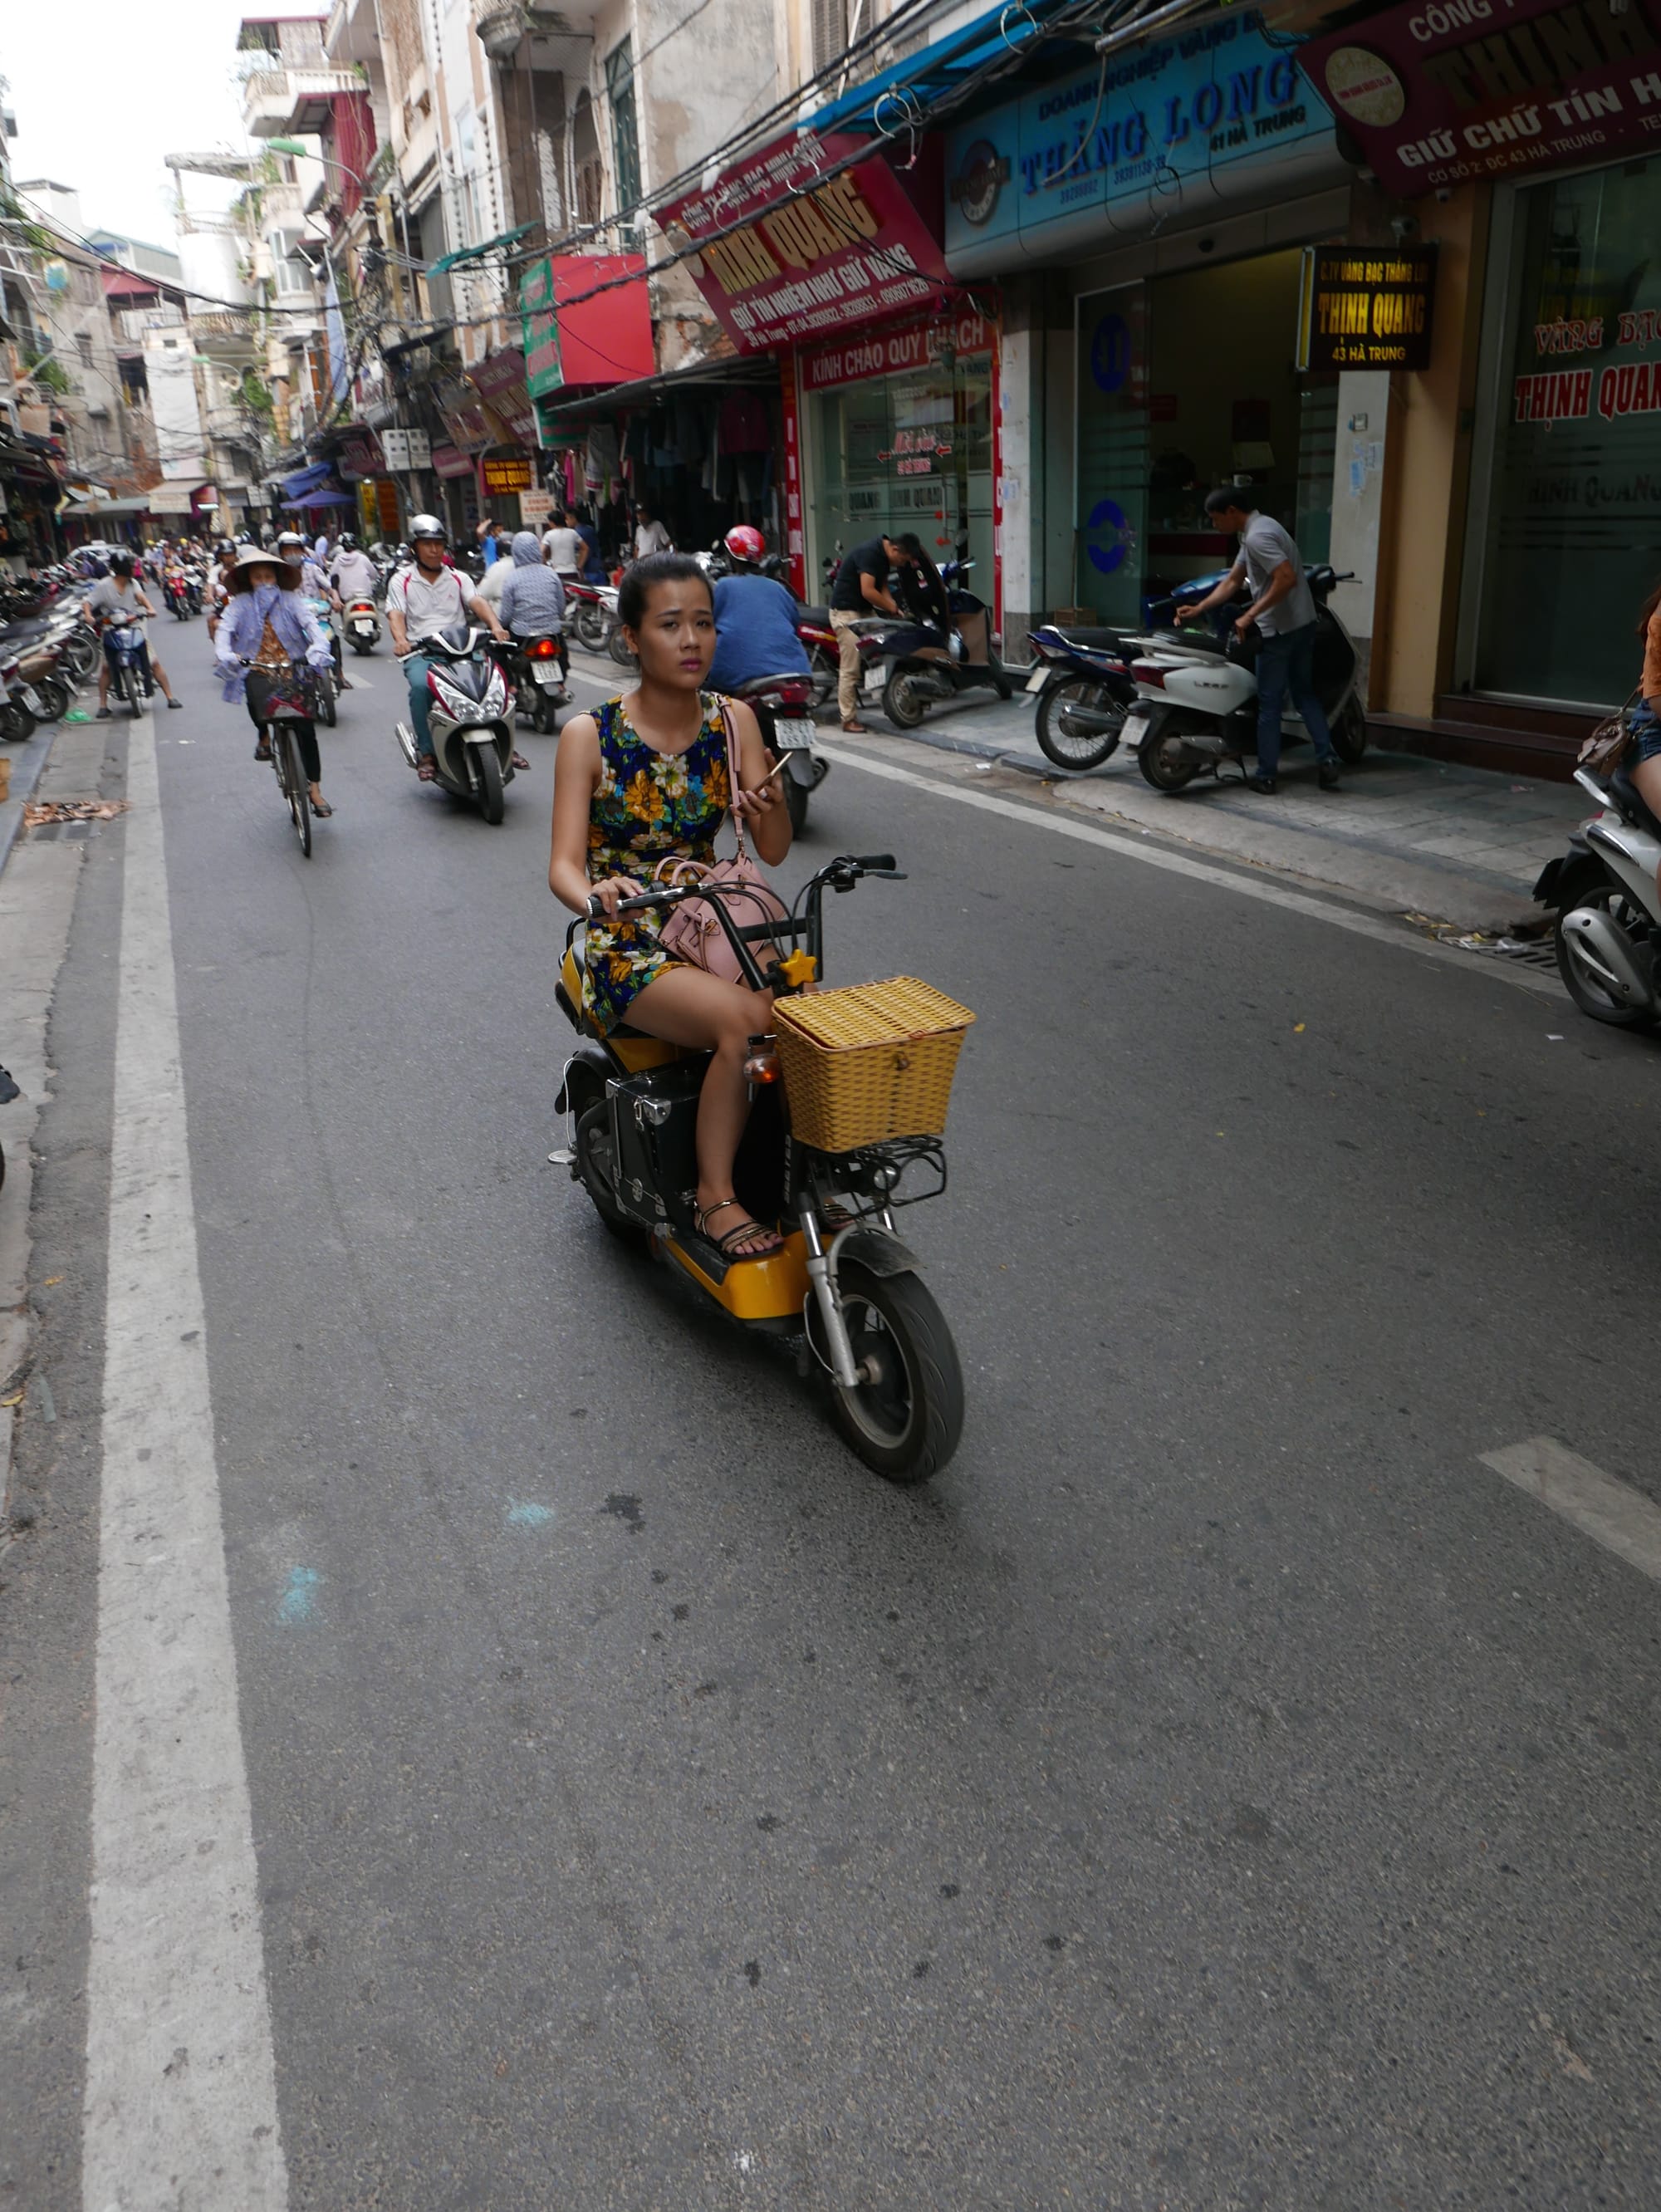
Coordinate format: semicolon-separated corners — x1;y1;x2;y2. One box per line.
945;13;1340;273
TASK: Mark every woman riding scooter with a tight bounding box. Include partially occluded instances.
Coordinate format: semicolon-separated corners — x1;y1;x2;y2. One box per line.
548;552;790;1259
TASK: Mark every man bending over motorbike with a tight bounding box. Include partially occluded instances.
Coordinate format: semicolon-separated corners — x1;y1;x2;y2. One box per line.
548;553;791;1259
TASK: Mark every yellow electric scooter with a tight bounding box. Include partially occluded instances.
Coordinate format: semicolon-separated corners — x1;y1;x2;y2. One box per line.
554;852;970;1483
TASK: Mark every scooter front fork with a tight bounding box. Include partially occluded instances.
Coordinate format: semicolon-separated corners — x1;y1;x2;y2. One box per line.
801;1208;862;1388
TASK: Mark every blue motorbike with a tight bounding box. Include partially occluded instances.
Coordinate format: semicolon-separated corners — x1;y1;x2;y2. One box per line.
103;613;152;718
1026;571;1231;772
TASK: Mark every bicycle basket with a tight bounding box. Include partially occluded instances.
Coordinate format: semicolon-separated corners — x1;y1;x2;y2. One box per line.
772;976;975;1153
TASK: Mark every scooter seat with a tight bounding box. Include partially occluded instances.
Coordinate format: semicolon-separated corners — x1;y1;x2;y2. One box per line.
1610;764;1661;839
559;944;682;1067
798;606;832;627
1049;625;1130;651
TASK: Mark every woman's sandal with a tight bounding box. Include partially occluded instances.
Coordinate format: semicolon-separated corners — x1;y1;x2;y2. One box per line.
696;1198;783;1258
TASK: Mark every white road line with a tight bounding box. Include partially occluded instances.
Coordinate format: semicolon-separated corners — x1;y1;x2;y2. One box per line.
816;741;1565;998
1479;1437;1661;1583
84;718;287;2208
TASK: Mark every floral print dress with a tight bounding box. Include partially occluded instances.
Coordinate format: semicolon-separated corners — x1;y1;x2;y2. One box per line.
583;693;732;1033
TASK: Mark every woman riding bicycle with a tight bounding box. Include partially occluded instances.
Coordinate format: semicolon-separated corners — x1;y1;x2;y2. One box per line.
548;552;791;1258
213;545;339;817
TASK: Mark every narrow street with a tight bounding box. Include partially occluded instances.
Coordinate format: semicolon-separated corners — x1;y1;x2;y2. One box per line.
4;624;1660;2206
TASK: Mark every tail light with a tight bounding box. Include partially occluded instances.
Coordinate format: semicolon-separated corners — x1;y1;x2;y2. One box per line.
772;679;811;709
1129;660;1167;689
527;636;561;659
1028;635;1058;661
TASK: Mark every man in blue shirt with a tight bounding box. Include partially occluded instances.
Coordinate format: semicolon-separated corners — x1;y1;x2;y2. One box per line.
706;526;811;697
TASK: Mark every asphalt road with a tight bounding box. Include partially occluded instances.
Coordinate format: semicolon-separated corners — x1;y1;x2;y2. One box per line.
4;613;1661;2210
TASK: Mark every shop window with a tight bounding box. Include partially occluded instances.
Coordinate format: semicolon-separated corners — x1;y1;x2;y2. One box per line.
1472;160;1661;708
1075;286;1149;623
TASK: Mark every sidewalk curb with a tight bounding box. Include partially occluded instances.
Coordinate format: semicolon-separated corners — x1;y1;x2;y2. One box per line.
0;717;66;880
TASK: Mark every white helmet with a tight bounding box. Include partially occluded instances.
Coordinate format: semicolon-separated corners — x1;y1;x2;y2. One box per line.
409;513;446;541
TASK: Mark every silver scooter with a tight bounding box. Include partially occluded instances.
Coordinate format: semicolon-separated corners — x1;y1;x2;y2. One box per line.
1536;758;1661;1028
394;624;517;824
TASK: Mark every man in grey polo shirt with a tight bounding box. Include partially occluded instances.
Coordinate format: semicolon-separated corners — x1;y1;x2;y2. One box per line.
1182;487;1340;794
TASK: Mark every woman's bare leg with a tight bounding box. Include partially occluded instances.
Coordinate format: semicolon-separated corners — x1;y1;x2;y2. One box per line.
1631;754;1661;904
626;965;777;1252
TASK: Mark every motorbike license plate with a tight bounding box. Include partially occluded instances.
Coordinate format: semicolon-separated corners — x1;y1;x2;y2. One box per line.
773;719;814;748
532;665;561;685
1123;710;1152;749
1024;667;1048;694
353;620;375;635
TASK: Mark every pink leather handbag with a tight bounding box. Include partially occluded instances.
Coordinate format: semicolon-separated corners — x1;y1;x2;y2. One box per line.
655;699;788;985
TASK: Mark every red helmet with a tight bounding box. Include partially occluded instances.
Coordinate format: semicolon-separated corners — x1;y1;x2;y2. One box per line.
723;524;766;564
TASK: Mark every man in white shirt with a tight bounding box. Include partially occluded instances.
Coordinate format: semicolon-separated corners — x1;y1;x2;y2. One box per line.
632;504;672;559
90;552;183;714
541;510;586;574
385;514;513;778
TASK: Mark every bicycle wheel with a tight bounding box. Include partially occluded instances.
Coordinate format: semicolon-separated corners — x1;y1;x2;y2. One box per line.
279;727;312;856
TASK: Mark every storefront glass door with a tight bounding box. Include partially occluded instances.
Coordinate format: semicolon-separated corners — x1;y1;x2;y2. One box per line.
1074;285;1148;624
1472;159;1661;708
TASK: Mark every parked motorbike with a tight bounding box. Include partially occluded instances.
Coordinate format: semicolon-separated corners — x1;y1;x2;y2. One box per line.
1126;566;1369;792
394;625;517;823
855;560;1014;731
566;579;614;654
1025;624;1139;771
731;671;829;834
556;850;965;1482
343;596;381;655
1535;758;1661;1028
491;631;569;734
795;605;840;710
102;613;151;718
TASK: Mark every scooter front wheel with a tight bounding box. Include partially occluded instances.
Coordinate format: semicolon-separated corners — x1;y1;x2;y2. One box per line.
1333;699;1368;764
827;1261;963;1484
1035;677;1124;771
784;777;808;835
474;743;506;824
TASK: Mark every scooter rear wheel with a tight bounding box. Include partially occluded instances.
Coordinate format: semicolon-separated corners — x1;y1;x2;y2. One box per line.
574;1103;649;1247
1333;699;1368;764
1554;875;1658;1029
827;1261;963;1484
882;669;928;730
1138;715;1201;791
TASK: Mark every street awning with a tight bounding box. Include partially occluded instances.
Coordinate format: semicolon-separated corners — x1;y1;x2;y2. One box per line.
81;493;154;516
280;460;335;500
806;0;1067;135
282;488;356;508
540;356;773;419
429;223;537;277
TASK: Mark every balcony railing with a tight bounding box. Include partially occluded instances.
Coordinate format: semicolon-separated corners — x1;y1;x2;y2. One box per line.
243;65;365;140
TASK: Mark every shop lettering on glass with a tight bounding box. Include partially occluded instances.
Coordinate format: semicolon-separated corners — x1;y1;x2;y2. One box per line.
802;311;992;395
664;140;950;355
1514;360;1661;420
877;428;953;476
1306;0;1661;199
1308;247;1437;370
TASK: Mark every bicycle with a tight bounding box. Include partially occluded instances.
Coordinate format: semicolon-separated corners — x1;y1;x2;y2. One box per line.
246;659;322;857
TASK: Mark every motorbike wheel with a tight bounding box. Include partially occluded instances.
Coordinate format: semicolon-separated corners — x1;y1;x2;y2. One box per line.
1138;716;1201;792
574;606;607;650
1553;874;1658;1029
474;744;505;825
1333;699;1368;765
0;702;35;743
608;625;637;669
574;1102;649;1248
30;676;70;723
1035;676;1124;772
320;684;338;729
121;665;146;718
535;696;559;735
882;668;927;730
826;1261;963;1484
992;662;1014;701
350;636;375;655
784;777;808;835
64;640;99;683
806;644;837;709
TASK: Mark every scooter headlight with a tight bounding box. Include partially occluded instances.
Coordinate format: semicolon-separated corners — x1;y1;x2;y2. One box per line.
428;669;473;718
483;669;509;715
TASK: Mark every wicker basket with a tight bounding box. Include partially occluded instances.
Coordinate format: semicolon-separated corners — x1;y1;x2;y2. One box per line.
772;976;975;1153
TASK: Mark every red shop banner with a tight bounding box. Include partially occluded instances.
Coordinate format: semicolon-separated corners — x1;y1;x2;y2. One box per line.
1302;0;1661;199
801;306;996;395
663;134;948;356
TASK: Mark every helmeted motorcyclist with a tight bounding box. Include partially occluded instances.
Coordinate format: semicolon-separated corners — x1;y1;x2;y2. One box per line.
706;525;811;701
328;531;380;605
385;514;517;779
